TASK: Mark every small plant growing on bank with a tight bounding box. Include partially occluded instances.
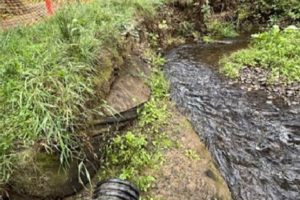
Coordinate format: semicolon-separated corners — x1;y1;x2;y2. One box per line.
185;149;200;160
98;52;172;194
206;19;238;38
99;131;161;192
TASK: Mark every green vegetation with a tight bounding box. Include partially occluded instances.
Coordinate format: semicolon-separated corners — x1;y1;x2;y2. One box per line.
184;149;200;160
237;0;300;26
99;53;173;193
220;25;300;83
99;132;160;192
0;0;165;184
202;0;238;39
206;19;238;38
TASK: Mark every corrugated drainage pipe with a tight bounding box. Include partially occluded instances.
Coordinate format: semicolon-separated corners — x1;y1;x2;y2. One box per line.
93;179;140;200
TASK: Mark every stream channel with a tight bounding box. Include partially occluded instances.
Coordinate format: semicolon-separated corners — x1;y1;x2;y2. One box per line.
165;37;300;200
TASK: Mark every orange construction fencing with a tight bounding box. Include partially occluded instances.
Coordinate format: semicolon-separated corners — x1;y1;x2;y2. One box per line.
0;0;80;29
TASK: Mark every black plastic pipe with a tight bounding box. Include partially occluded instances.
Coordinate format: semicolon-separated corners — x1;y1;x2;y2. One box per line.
93;179;140;200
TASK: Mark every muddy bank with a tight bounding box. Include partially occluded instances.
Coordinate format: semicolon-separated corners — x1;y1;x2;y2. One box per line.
165;40;300;199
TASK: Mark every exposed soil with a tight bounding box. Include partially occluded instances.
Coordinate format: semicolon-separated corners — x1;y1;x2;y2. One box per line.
146;105;231;200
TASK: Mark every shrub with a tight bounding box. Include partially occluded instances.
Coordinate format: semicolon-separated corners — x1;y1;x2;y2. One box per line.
237;0;300;25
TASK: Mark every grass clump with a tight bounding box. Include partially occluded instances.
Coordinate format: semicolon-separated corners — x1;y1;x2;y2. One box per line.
0;0;165;184
220;25;300;83
206;19;238;38
201;1;238;40
98;53;172;194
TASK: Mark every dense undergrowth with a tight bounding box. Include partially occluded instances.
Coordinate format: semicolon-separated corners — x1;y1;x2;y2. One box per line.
0;0;165;184
236;0;300;26
220;25;300;83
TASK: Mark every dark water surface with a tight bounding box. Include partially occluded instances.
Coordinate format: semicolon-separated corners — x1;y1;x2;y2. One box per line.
165;39;300;200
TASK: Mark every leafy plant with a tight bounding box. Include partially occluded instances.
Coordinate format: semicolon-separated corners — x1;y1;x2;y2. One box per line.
178;21;196;37
99;131;161;192
139;53;169;129
185;149;200;160
206;19;238;38
220;25;300;83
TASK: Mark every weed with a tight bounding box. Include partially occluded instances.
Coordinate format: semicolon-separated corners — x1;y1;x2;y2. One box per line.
178;21;195;37
98;131;161;192
203;35;215;43
185;149;200;160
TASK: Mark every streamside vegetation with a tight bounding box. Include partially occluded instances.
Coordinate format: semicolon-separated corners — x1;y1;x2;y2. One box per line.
221;26;300;83
0;0;165;184
217;0;300;89
236;0;300;26
98;53;173;195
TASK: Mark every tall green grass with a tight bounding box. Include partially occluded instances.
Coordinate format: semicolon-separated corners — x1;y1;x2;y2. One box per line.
0;0;164;183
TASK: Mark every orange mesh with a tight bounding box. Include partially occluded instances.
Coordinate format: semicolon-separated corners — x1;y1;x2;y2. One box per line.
0;0;88;30
0;0;47;29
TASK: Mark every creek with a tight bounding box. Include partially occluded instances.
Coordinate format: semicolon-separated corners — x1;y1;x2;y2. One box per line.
165;37;300;200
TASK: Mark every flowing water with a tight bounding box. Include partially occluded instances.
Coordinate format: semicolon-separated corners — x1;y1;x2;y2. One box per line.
165;38;300;200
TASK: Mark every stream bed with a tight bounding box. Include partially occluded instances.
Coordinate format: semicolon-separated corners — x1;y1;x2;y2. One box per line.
165;39;300;200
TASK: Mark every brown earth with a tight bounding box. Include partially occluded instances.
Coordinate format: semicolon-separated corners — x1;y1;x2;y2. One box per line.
145;104;232;200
